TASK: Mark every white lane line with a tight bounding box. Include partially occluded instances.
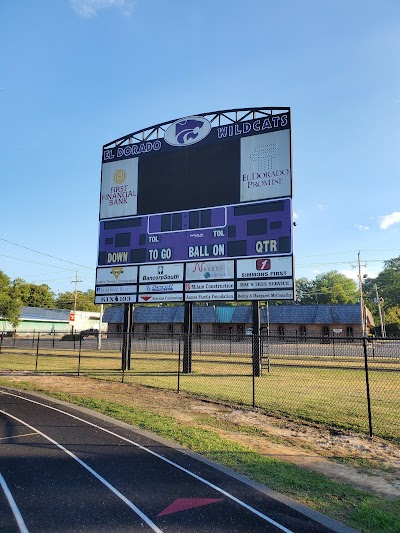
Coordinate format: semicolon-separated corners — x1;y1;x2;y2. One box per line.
0;409;163;533
0;432;38;442
0;472;30;533
1;390;294;533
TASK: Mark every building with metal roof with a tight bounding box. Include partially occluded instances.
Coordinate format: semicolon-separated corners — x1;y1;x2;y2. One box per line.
103;304;374;338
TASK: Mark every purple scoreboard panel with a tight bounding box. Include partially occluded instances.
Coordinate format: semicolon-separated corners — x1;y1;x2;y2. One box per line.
98;198;292;266
95;107;294;303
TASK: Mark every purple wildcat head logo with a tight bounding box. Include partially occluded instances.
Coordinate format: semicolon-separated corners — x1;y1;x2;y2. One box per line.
164;116;211;147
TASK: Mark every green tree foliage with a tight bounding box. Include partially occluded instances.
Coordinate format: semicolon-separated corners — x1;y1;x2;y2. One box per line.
0;271;21;327
297;271;358;305
295;277;313;303
363;255;400;335
383;305;400;335
55;289;99;312
373;256;400;309
12;278;55;308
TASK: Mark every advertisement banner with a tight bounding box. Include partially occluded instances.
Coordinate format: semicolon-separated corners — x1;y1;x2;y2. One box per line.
95;285;137;295
185;260;234;281
138;283;183;293
139;263;184;283
94;294;136;304
240;129;291;202
185;292;235;301
237;279;293;289
185;281;235;291
137;293;183;303
96;265;138;285
236;256;293;279
100;158;138;220
237;290;294;300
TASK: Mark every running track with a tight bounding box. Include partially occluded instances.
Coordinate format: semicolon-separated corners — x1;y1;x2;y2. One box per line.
0;387;356;532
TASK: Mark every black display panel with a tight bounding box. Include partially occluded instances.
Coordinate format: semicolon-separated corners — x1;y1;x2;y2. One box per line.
137;139;240;215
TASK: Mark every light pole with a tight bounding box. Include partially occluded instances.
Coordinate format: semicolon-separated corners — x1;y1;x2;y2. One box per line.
357;252;367;337
374;285;386;338
71;271;81;334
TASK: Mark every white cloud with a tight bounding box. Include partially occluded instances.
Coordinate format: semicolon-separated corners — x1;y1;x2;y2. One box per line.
316;203;327;211
69;0;134;17
340;268;377;281
355;224;369;231
340;269;359;281
378;212;400;229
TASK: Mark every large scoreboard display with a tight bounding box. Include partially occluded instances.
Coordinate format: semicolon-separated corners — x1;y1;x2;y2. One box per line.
95;107;294;304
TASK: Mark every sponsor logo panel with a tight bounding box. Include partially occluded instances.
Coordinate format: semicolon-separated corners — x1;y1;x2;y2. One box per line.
237;256;293;278
185;281;235;291
185;292;235;301
237;290;294;300
138;293;183;303
139;263;184;283
95;285;137;295
238;279;293;289
185;260;234;281
139;283;183;293
100;158;138;220
240;129;291;202
94;294;136;304
96;266;138;285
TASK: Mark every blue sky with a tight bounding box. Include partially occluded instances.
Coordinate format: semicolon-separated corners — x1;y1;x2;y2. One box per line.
1;0;399;295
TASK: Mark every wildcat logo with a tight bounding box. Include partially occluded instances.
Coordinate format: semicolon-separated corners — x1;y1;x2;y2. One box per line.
164;116;211;147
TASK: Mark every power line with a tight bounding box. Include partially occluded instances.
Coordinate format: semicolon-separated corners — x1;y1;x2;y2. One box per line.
0;253;86;271
0;237;94;270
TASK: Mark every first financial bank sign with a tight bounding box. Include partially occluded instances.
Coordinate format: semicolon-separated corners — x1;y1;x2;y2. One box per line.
95;108;294;303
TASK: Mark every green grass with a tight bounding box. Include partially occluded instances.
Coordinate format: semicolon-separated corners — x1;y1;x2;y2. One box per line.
1;378;399;533
1;348;399;442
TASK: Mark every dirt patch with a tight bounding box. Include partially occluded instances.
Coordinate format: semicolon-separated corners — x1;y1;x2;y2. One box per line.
3;374;400;498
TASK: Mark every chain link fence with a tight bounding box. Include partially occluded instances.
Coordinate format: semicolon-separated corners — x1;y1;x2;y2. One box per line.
1;330;399;443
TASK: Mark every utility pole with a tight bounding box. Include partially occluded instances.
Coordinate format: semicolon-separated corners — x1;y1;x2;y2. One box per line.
374;284;386;338
71;271;82;334
358;252;366;337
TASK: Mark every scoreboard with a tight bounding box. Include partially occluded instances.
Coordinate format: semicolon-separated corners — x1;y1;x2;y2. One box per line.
95;108;294;303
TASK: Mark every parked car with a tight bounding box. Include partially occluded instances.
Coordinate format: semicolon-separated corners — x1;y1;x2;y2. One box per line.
81;328;99;338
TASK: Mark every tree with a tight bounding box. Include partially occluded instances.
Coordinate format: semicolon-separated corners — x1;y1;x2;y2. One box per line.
383;306;400;336
295;277;314;303
12;278;55;308
0;271;21;327
55;289;100;312
301;271;358;305
372;256;400;309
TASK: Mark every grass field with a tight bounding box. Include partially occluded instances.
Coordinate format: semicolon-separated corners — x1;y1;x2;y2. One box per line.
1;342;399;443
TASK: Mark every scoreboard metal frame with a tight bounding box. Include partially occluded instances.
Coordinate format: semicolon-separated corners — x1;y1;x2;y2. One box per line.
95;107;294;304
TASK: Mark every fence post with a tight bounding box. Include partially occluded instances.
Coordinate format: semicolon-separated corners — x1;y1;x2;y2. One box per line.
363;337;373;438
0;332;3;354
35;333;40;372
177;336;181;393
77;334;82;376
252;343;256;408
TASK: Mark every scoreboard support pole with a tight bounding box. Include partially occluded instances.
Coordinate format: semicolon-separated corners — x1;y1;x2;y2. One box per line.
121;304;133;370
183;302;193;374
252;301;262;377
127;303;134;370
